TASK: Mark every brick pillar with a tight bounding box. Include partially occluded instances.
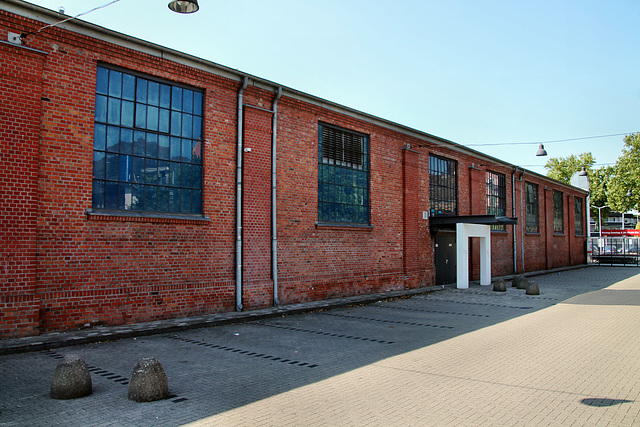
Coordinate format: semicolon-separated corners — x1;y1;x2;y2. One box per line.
544;188;553;270
0;43;45;338
242;107;273;309
568;194;575;265
468;165;485;279
402;147;419;281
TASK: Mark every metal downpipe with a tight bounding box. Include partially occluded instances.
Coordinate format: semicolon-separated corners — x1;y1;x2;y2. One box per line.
271;87;282;306
520;170;525;271
235;76;249;312
512;168;518;274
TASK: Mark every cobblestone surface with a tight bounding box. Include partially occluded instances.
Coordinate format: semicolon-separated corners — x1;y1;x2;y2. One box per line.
1;266;639;426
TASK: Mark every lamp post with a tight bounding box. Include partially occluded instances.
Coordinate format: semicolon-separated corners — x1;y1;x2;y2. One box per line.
535;144;547;156
593;205;608;237
168;0;199;13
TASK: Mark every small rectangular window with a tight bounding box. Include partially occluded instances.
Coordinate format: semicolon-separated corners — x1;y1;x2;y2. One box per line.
553;190;564;233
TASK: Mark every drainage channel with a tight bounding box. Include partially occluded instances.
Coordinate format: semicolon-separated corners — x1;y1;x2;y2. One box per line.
43;350;188;403
414;296;533;310
321;312;454;329
436;289;559;302
165;335;319;368
375;304;491;318
256;323;395;345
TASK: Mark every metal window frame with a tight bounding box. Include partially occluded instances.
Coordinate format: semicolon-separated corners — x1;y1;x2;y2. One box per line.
317;123;370;225
525;181;539;233
553;189;564;233
92;64;204;215
429;154;458;217
486;170;506;231
574;196;584;236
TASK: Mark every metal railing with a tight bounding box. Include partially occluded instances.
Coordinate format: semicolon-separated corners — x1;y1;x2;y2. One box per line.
587;237;640;266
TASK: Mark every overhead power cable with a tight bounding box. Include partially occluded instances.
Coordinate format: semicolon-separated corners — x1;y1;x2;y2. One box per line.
21;0;123;40
466;132;636;147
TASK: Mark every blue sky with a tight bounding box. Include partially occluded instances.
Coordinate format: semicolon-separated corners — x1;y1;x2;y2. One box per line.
24;0;640;174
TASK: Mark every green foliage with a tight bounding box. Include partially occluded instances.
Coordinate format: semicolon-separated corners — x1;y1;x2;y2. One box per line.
544;152;595;184
543;134;640;219
544;152;613;220
607;133;640;212
589;166;613;212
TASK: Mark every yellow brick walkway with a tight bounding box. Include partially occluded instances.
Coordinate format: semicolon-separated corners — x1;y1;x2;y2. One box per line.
187;274;640;426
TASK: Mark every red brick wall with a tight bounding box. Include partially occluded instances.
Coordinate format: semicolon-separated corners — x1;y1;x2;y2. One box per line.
1;13;241;335
0;8;587;338
403;147;420;283
0;41;44;337
242;95;274;309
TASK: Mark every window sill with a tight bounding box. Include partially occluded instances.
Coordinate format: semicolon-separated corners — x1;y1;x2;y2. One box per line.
86;209;210;225
553;233;565;237
525;232;541;236
315;221;374;230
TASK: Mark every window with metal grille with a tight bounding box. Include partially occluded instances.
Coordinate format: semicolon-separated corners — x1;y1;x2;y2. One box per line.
429;155;458;217
92;65;204;214
318;123;369;224
525;182;539;233
574;197;584;236
553;190;564;233
486;171;506;231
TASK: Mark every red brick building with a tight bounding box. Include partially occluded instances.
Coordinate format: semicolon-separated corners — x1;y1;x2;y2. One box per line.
0;1;588;338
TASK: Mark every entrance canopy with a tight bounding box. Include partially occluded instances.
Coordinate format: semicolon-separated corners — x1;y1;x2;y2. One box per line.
430;214;517;228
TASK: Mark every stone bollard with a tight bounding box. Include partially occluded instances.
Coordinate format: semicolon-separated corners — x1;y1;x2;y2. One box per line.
493;279;507;292
50;354;92;399
513;275;529;289
128;357;169;402
526;280;540;295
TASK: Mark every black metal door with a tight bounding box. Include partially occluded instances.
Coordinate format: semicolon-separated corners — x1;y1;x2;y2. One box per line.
435;233;457;285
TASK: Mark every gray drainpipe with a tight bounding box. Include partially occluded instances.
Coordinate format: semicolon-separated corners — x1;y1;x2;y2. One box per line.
271;87;282;306
520;170;526;271
235;76;249;312
512;167;518;274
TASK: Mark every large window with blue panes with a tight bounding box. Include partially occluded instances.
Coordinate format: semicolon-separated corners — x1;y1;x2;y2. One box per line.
318;123;369;224
92;65;204;214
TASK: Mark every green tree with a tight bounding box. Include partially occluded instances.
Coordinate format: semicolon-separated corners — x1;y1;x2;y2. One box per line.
544;152;595;183
607;133;640;213
544;152;612;220
588;165;613;212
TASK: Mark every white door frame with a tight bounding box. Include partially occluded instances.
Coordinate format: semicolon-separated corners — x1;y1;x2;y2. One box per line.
455;223;491;289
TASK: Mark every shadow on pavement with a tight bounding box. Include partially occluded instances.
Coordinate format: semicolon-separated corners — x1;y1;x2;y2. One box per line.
1;266;639;426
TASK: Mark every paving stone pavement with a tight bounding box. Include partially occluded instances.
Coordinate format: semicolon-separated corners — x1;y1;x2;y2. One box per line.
1;266;639;426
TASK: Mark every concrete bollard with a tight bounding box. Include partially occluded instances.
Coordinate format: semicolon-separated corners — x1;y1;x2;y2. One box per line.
128;357;169;402
526;280;540;295
50;354;92;399
513;275;529;289
493;279;507;292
